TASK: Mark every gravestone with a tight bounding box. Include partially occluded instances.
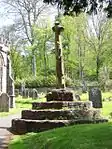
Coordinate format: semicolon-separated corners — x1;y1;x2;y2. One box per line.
22;89;29;98
22;89;26;98
82;80;87;93
0;93;9;112
74;94;81;101
29;89;33;98
25;89;29;98
20;82;25;96
32;89;39;99
89;88;102;108
15;89;19;97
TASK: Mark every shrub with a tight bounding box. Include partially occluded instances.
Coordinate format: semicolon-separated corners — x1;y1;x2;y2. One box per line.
15;75;56;88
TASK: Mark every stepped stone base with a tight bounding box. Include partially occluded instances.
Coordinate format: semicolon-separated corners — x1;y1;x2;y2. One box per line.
11;90;108;134
12;118;108;134
22;109;100;120
32;101;92;110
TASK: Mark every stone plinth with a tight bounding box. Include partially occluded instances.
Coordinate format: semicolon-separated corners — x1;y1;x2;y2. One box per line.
46;89;73;101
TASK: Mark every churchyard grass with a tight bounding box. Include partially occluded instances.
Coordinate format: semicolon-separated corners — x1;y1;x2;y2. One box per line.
9;122;112;149
102;101;112;118
0;96;46;117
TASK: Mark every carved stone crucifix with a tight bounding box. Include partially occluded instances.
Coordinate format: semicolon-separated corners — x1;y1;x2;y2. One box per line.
52;21;65;88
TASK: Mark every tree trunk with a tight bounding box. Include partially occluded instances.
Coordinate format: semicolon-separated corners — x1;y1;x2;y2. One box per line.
32;51;36;77
96;55;100;82
43;43;47;80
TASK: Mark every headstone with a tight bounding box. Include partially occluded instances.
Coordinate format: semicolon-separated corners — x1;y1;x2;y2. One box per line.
29;89;33;98
15;89;19;97
74;94;81;101
25;89;29;98
82;80;87;93
22;89;29;98
20;82;25;96
32;89;39;99
0;93;10;112
89;88;102;108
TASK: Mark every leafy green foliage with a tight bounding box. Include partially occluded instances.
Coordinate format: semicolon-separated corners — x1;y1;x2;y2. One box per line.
8;13;112;89
15;75;56;88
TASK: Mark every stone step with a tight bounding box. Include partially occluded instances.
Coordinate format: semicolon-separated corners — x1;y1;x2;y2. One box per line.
46;89;74;101
11;118;108;134
32;101;92;110
22;109;100;120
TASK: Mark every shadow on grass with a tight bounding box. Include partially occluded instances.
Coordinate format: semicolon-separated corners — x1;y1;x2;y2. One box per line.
16;101;32;104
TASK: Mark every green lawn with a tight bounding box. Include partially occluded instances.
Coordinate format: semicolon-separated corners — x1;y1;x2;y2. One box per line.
9;122;112;149
101;101;112;118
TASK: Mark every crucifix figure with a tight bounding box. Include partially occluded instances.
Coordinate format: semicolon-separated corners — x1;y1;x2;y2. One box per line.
52;21;65;89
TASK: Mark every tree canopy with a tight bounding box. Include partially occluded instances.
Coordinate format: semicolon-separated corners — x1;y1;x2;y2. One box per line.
43;0;112;17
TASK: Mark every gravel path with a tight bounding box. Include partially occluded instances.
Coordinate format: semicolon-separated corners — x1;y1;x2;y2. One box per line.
0;113;21;149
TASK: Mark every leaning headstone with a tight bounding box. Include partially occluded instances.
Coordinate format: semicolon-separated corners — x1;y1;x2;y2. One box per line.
89;88;102;108
0;93;10;112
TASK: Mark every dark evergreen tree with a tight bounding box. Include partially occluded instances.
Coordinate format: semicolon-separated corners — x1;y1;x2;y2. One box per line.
43;0;112;17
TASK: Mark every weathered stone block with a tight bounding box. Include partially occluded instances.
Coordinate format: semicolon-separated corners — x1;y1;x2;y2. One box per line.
12;118;108;134
22;109;100;120
46;89;73;101
32;101;92;110
12;118;27;134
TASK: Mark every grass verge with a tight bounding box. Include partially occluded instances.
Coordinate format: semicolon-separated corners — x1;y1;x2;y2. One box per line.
9;122;112;149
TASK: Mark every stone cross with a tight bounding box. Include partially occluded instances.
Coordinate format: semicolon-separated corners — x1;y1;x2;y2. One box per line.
52;21;65;88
